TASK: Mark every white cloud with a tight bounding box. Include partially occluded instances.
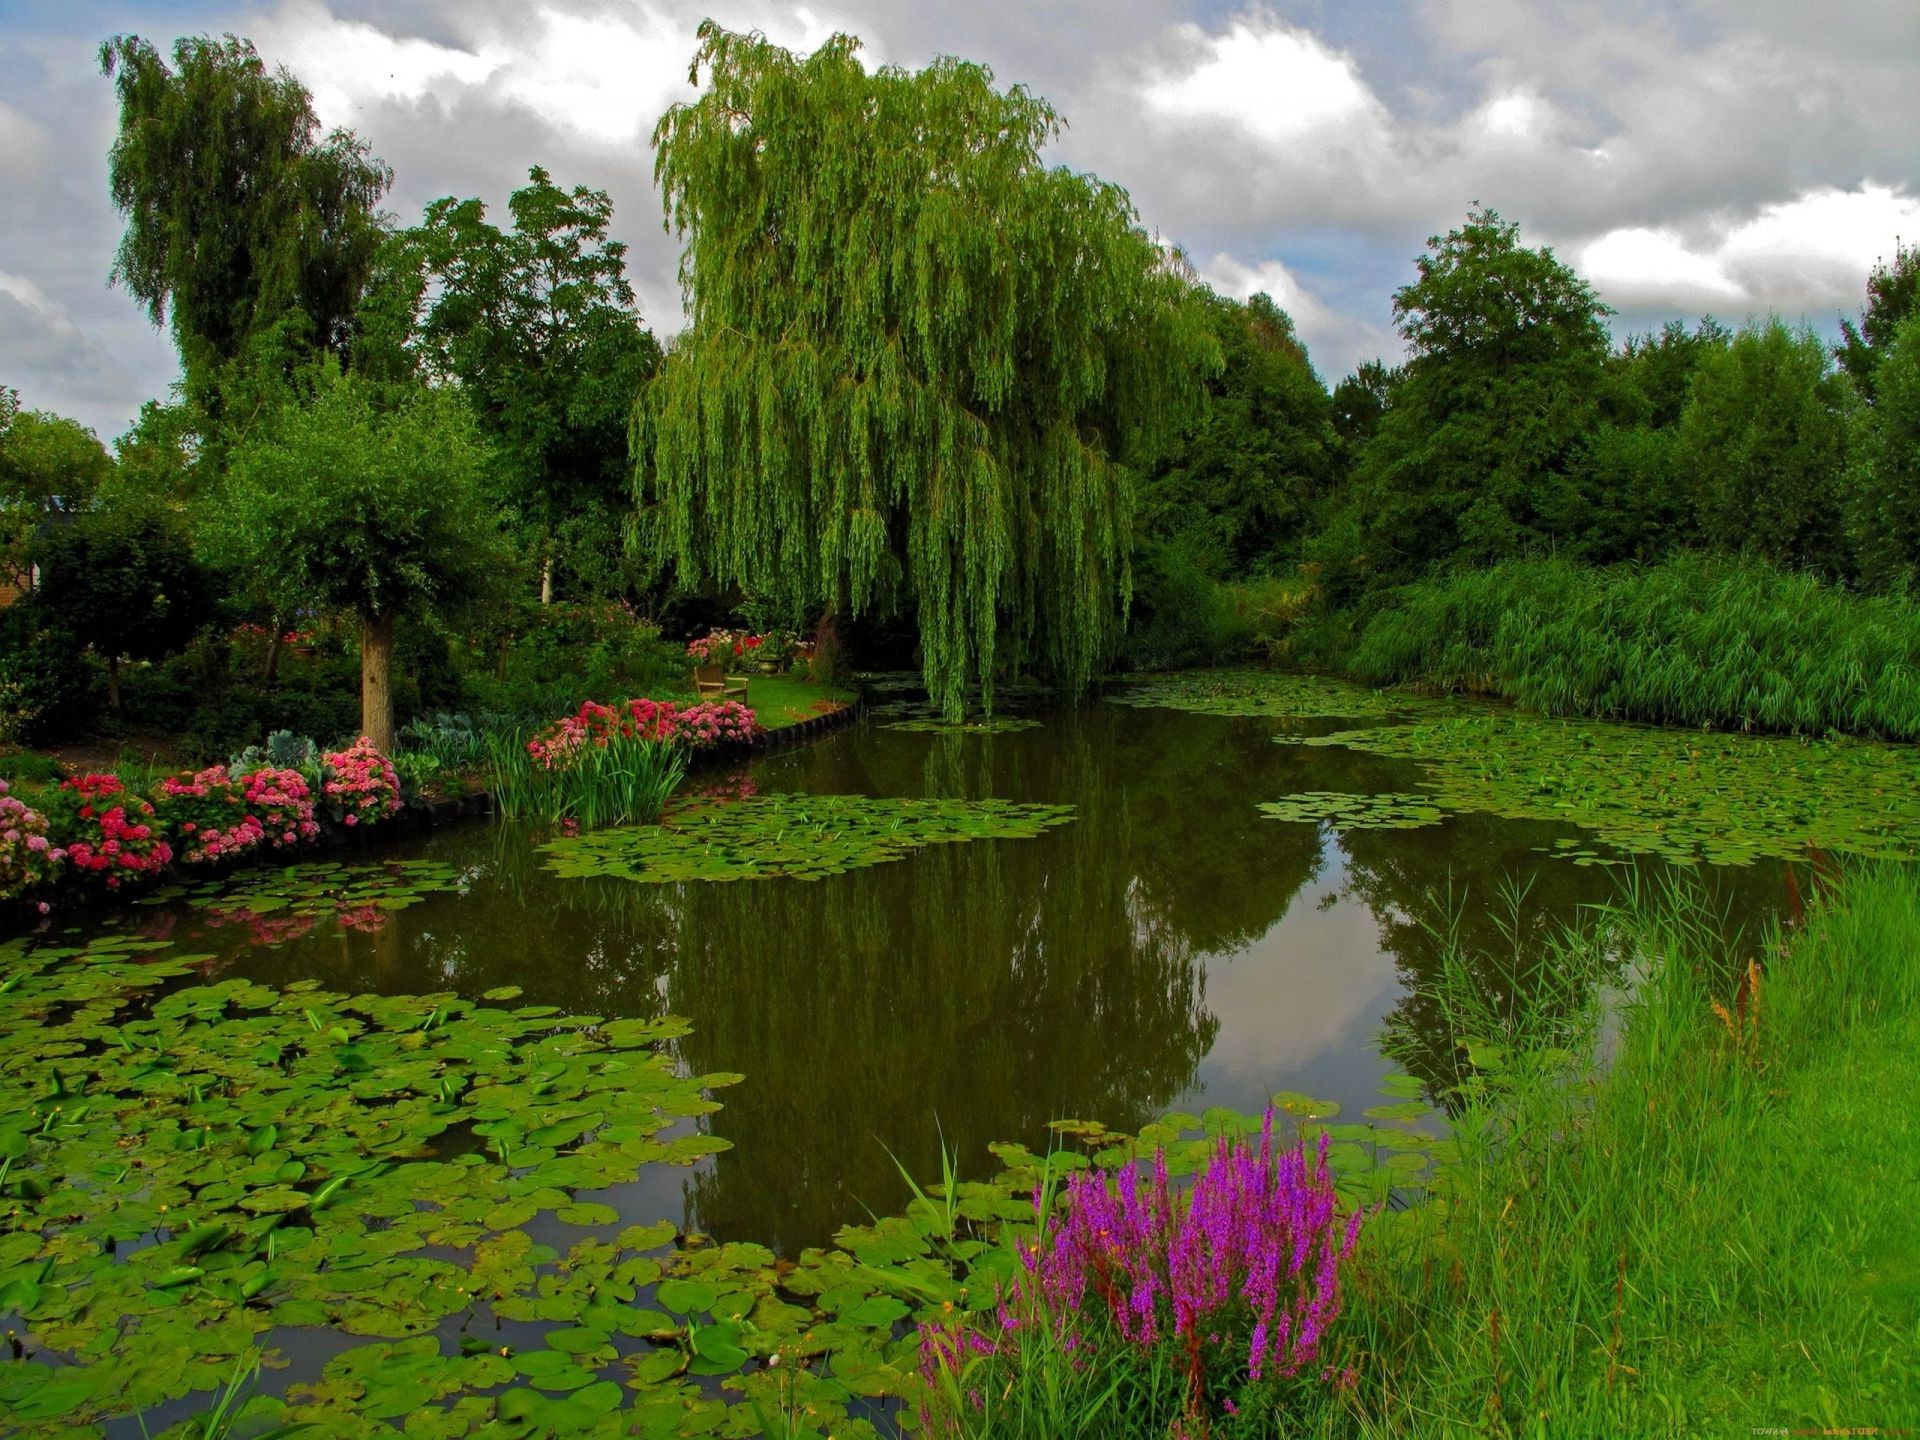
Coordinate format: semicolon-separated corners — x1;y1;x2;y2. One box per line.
250;2;499;121
0;101;47;182
1578;184;1920;317
1145;14;1386;146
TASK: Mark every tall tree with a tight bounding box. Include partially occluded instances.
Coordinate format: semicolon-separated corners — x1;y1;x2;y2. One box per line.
216;375;507;751
1136;291;1336;575
1837;241;1920;402
1347;207;1612;575
99;34;390;430
1676;319;1851;577
403;167;662;603
641;23;1218;718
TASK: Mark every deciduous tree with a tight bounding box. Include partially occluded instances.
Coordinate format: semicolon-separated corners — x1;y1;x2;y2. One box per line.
99;34;390;433
640;23;1217;717
402;168;661;603
217;375;507;751
1346;207;1612;575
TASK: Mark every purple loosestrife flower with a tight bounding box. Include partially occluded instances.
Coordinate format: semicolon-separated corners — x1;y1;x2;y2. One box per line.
919;1110;1365;1435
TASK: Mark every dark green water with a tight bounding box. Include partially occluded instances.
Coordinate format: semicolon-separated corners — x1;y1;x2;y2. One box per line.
71;698;1782;1258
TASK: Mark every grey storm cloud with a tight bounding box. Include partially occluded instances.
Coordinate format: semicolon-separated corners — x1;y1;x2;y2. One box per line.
1;0;1915;443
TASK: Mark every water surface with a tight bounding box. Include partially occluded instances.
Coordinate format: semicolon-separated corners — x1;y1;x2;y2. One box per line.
70;695;1784;1255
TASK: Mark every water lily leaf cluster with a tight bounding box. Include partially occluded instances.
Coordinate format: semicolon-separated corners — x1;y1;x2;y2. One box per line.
878;716;1042;735
0;923;1438;1435
0;934;749;1436
1288;711;1920;864
541;794;1075;884
1258;792;1449;830
166;858;465;919
1108;669;1443;721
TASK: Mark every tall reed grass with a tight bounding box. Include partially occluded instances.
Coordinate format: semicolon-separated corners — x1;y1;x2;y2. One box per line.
1323;864;1920;1435
482;727;687;827
1344;555;1920;739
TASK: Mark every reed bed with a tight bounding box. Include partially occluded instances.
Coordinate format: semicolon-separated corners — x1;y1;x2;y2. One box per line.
482;727;687;827
1317;864;1920;1436
1344;555;1920;739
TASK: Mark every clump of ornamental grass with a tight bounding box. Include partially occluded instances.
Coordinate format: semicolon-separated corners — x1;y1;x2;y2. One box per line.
919;1114;1364;1439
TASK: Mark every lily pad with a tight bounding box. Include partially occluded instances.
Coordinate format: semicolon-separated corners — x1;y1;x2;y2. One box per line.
540;794;1075;884
1258;791;1447;830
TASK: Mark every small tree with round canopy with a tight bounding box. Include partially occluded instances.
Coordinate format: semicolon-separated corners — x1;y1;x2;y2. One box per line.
217;374;507;752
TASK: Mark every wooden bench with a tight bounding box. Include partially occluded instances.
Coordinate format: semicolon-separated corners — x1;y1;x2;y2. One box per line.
692;663;749;701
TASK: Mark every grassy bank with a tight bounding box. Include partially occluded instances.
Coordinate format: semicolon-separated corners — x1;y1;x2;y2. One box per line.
1321;865;1920;1436
1299;555;1920;739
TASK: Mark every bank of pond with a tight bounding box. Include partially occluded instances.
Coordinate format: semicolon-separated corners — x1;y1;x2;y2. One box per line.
1;670;1916;1436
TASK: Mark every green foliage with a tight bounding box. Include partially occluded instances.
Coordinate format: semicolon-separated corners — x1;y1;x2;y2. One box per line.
1136;291;1336;574
1118;537;1255;671
1849;313;1920;591
216;374;506;626
396;166;662;601
1676;318;1852;575
1341;207;1611;576
1343;555;1920;739
454;601;687;720
1836;239;1920;400
28;492;213;702
485;730;687;827
0;606;101;742
0;406;115;588
542;793;1076;883
1336;867;1920;1434
99;33;390;413
642;23;1219;719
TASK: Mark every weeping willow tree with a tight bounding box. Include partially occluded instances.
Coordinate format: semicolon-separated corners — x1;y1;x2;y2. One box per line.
640;23;1219;717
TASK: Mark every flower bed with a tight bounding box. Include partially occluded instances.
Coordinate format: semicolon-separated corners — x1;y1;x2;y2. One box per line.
1;739;399;914
685;628;813;673
526;697;758;771
154;764;323;864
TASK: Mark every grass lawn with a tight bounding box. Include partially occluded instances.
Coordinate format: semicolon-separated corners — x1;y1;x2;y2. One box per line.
735;674;855;730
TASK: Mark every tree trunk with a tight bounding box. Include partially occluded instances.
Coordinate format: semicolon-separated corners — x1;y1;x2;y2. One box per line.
107;654;122;711
540;551;555;605
361;612;395;753
263;621;284;684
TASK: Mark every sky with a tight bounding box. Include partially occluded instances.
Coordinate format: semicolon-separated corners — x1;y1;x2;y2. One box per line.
3;0;1918;443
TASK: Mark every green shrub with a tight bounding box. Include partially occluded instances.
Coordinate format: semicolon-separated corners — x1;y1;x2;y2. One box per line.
1119;540;1253;671
0;605;102;742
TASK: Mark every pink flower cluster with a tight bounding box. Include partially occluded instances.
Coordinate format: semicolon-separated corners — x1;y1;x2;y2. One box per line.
155;765;322;864
919;1114;1364;1432
322;737;403;828
157;767;266;865
526;697;759;771
54;774;173;890
685;628;814;672
242;767;323;848
1;778;65;901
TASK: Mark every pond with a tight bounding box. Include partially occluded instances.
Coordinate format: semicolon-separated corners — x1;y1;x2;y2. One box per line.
5;669;1908;1436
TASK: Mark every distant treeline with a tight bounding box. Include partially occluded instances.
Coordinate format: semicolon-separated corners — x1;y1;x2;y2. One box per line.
1124;210;1920;737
